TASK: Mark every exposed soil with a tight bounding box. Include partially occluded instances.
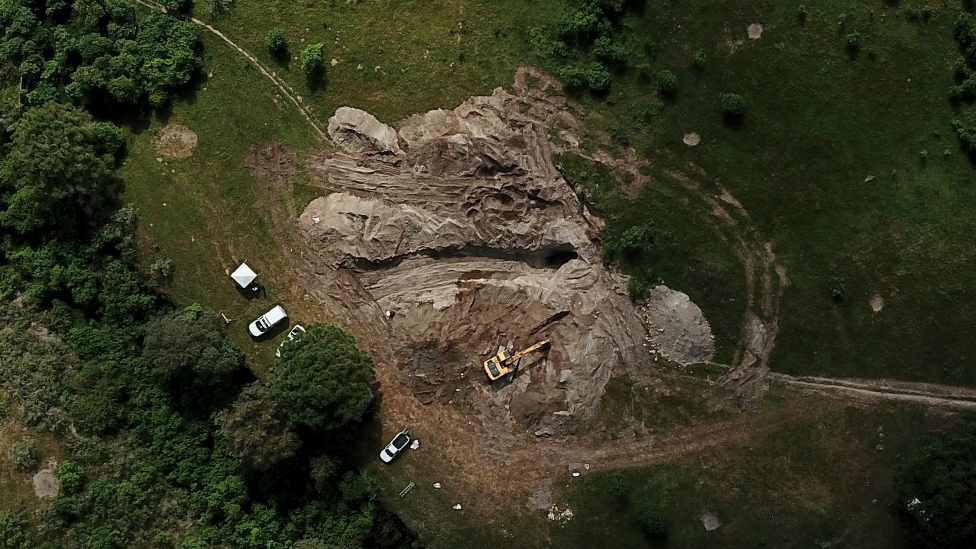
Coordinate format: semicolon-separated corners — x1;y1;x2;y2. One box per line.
870;294;885;312
295;71;688;436
244;142;295;191
154;123;198;159
748;24;764;40
683;132;701;146
32;464;58;499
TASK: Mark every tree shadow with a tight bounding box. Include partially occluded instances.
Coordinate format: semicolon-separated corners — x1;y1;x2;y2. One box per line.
270;47;292;69
722;112;744;130
306;69;329;93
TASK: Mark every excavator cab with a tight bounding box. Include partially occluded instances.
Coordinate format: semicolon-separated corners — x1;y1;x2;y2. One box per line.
483;340;550;381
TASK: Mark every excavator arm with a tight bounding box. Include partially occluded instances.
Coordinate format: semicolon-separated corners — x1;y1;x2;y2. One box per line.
504;339;551;365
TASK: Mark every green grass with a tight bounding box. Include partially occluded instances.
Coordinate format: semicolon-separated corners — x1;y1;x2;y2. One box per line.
554;392;968;549
536;0;976;385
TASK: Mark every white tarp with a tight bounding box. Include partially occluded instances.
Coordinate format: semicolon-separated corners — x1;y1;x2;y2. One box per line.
231;263;257;288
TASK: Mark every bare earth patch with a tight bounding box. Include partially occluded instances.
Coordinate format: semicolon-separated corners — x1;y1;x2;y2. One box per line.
747;24;763;40
683;132;701;146
870;294;885;313
244;142;295;191
154;123;198;159
32;465;58;499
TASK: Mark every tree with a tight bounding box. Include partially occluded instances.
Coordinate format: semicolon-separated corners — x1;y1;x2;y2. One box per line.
143;306;243;385
136;13;202;107
827;275;846;300
656;69;677;93
895;424;976;548
265;27;287;54
271;323;374;431
300;43;324;76
0;102;121;238
220;383;301;472
720;92;746;115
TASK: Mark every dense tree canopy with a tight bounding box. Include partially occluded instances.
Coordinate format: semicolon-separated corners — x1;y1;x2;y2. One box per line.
143;306;244;392
895;424;976;548
0;102;121;237
220;382;301;472
0;0;201;108
272;323;374;431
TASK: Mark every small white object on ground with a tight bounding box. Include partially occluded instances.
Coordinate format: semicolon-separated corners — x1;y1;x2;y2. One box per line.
584;463;590;470
864;175;876;183
312;216;320;224
433;482;442;489
385;310;394;319
747;24;763;39
683;132;701;146
453;504;462;510
410;439;420;450
571;472;580;477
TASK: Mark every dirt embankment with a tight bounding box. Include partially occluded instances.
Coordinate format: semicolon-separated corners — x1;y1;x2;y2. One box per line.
295;72;714;435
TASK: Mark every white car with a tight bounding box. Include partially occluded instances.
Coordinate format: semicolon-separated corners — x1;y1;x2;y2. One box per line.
248;305;287;337
275;324;306;357
380;429;411;463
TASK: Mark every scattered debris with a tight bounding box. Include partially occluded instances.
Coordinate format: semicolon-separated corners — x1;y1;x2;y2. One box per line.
547;505;574;523
409;439;420;450
453;504;462;510
433;482;442;489
398;482;415;498
639;286;715;365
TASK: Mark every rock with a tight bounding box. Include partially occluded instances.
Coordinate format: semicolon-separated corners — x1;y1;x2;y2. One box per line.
699;510;721;531
410;439;420;450
453;504;462;510
747;24;763;39
558;369;572;384
683;132;701;146
327;107;401;155
433;482;442;489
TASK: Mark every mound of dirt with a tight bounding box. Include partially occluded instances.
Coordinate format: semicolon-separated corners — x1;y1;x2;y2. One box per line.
640;286;714;365
299;81;713;435
154;123;198;159
33;467;58;499
327;107;401;155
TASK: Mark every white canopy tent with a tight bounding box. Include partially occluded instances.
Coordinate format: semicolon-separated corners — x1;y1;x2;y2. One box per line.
231;262;257;288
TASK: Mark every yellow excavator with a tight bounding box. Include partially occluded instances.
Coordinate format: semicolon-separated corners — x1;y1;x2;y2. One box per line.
483;339;551;381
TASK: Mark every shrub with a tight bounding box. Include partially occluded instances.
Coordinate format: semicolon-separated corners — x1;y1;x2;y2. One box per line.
656;69;677;93
720;93;746;115
558;65;588;89
57;461;83;495
846;31;861;50
827;275;846;300
265;27;287;54
607;472;631;498
69;436;109;465
149;257;172;279
797;5;807;21
627;277;647;303
592;36;627;62
8;437;38;471
638;487;670;538
692;49;706;67
300;43;325;76
584;61;611;91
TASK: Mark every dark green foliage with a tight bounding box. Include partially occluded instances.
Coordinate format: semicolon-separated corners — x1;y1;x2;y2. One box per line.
0;2;201;109
7;437;37;471
0;512;31;549
845;31;861;50
0;103;119;238
592;36;627;62
272;323;374;431
692;48;706;67
607;472;631;498
656;69;677;93
300;43;325;76
637;485;669;538
827;275;846;300
720;92;746;115
266;27;287;53
156;0;190;12
143;306;244;384
57;461;84;495
895;424;976;548
220;383;301;472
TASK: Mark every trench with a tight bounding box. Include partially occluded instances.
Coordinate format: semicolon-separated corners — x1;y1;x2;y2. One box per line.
340;243;580;272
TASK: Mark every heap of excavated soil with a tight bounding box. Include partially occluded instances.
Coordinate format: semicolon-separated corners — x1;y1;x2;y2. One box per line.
154;123;198;159
298;82;714;435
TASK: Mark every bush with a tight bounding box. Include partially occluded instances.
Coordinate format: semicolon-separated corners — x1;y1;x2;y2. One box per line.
8;437;38;471
656;69;677;93
827;275;846;300
692;49;706;67
627;277;647;303
592;36;627;62
300;43;325;76
57;461;83;495
720;92;746;115
607;472;631;498
265;27;287;54
149;257;172;279
585;61;611;91
846;31;861;50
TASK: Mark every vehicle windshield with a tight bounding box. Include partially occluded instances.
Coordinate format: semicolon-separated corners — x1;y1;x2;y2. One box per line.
257;319;268;331
487;360;500;377
392;433;409;448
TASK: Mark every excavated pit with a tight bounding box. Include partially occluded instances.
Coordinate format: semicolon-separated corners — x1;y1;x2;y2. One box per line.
298;77;714;435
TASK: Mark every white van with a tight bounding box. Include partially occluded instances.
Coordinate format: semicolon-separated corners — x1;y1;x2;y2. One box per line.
248;305;287;337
